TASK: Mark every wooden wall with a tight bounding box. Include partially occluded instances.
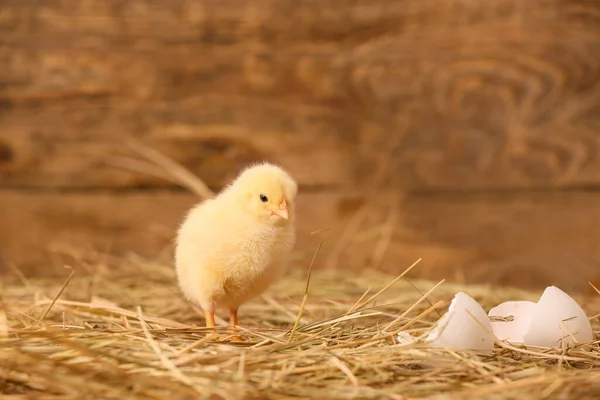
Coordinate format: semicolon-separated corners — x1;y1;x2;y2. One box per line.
1;0;600;293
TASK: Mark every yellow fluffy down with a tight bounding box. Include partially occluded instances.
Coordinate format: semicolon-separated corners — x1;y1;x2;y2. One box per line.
174;163;297;321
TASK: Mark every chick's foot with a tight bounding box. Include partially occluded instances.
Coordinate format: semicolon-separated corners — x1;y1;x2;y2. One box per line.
208;333;247;343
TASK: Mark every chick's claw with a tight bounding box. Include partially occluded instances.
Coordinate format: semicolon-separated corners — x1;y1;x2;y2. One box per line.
208;333;247;343
224;334;247;343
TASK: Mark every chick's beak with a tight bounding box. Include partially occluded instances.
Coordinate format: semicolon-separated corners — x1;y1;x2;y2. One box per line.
272;198;289;220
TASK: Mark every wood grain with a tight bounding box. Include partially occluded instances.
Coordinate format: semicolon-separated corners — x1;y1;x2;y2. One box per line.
0;97;359;189
1;0;600;190
2;189;599;294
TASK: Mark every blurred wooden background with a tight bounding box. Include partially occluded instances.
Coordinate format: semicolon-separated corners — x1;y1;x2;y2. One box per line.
1;0;600;293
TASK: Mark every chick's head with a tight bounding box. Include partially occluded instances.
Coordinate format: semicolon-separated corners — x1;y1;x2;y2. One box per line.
231;163;297;224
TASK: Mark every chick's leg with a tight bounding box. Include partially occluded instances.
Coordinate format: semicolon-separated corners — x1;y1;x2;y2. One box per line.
203;306;226;341
229;308;239;327
204;309;216;328
229;308;245;342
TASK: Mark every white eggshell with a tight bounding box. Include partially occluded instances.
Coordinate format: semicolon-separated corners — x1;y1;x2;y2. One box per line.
426;292;494;351
488;301;536;344
522;286;594;348
396;331;415;345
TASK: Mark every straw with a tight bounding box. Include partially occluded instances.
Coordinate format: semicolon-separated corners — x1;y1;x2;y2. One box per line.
2;257;598;399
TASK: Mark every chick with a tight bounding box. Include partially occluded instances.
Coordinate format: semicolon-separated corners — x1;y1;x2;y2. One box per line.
175;162;297;340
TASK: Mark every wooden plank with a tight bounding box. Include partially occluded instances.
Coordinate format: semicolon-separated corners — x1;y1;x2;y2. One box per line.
0;97;360;189
1;0;600;190
2;0;598;47
1;189;599;294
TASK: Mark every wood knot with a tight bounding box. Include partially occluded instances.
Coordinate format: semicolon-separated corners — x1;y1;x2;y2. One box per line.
337;196;366;216
0;140;14;167
178;137;264;186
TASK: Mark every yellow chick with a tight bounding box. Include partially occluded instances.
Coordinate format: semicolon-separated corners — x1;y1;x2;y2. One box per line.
175;162;297;340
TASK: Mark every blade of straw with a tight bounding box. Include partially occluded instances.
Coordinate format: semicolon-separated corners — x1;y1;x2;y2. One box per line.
288;241;322;344
352;258;421;312
38;267;76;322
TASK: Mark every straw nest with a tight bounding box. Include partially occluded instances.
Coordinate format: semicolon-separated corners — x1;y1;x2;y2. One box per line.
1;253;599;400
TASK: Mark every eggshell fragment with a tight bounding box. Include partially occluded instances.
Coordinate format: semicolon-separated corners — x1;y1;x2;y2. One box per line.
425;292;494;352
488;301;536;344
522;286;594;348
396;331;415;345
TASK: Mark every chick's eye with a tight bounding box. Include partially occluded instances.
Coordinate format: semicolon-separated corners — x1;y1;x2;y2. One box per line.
259;194;268;202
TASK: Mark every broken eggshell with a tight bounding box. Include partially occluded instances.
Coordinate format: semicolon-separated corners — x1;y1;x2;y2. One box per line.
489;286;594;349
488;301;536;344
424;292;494;352
396;331;415;345
524;286;594;348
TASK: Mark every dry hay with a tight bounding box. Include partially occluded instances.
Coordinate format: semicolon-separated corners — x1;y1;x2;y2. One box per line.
1;253;599;400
